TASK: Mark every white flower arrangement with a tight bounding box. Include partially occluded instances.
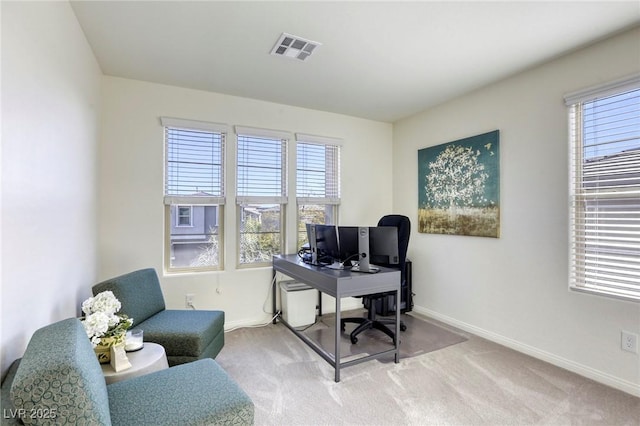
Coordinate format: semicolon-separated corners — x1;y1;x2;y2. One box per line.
81;291;133;347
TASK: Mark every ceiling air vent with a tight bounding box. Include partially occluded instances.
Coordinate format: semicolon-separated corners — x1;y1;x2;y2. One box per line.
270;33;321;61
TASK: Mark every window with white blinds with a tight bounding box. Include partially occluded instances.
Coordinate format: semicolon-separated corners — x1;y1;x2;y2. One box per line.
296;134;341;247
296;138;341;202
565;75;640;301
236;132;287;202
236;127;289;266
162;117;226;272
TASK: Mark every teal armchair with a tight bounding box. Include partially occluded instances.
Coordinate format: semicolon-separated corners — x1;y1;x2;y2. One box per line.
93;268;224;366
3;318;253;425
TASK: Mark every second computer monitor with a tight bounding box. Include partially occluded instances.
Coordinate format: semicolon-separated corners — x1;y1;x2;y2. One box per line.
369;226;399;266
337;225;399;267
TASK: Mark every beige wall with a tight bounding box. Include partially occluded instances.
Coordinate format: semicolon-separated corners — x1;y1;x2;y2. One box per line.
393;27;640;395
98;77;393;328
1;2;102;374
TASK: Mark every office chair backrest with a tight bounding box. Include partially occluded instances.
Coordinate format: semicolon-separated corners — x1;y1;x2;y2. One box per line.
377;215;411;282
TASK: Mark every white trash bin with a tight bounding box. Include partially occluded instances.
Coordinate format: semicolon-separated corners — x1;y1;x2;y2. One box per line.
280;281;317;327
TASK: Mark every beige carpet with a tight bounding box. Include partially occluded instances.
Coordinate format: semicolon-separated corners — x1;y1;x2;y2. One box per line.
216;313;640;426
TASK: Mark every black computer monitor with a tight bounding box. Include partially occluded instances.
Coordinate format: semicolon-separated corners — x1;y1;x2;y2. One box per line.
337;226;360;266
369;226;399;266
306;224;340;264
338;225;399;271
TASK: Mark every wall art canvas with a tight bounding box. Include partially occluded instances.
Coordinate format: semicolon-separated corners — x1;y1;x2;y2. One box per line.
418;130;500;237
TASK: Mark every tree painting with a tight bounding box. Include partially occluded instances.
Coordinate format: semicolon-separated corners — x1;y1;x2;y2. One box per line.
418;130;500;237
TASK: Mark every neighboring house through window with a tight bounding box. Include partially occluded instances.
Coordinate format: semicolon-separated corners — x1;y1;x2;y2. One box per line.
296;134;342;248
565;75;640;301
162;117;226;272
236;126;289;267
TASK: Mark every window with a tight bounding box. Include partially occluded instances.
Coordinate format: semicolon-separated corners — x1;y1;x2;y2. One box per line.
565;75;640;301
176;206;192;227
296;134;341;248
236;126;289;267
162;117;226;272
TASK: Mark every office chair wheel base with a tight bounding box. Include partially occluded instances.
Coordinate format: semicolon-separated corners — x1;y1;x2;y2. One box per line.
350;336;358;344
400;323;407;332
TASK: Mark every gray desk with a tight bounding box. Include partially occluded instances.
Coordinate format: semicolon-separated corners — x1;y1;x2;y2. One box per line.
272;254;401;382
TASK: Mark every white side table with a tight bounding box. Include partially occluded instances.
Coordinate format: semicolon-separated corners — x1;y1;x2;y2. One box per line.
101;342;169;384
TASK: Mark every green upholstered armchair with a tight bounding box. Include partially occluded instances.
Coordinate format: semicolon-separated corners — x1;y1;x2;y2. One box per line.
4;318;253;425
92;268;224;366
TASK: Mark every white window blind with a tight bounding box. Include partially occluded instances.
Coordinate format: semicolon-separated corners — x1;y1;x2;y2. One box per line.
236;131;288;203
296;138;341;204
163;117;226;204
566;75;640;301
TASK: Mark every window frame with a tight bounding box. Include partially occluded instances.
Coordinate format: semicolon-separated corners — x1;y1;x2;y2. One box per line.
565;74;640;302
235;126;290;268
162;117;227;273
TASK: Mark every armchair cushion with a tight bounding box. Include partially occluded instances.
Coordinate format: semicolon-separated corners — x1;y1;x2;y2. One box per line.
138;310;225;360
93;268;166;326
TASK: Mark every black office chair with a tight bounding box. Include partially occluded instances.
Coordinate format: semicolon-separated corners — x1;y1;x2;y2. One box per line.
340;214;411;344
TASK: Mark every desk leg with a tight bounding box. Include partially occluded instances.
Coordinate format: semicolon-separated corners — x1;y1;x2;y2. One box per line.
272;268;278;324
395;287;400;363
335;296;341;382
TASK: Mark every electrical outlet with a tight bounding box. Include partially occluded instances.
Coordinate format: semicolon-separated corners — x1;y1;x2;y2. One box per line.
185;293;195;308
621;331;638;354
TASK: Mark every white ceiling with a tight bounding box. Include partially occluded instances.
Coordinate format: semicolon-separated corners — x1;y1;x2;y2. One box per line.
70;1;640;123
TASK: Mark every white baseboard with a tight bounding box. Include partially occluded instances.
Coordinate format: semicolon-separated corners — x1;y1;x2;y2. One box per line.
224;316;276;331
412;306;640;398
